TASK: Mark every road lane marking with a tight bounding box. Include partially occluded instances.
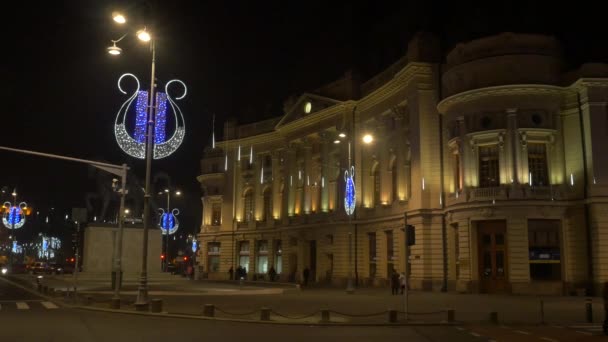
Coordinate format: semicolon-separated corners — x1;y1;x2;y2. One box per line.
41;301;58;309
540;337;559;342
16;302;29;310
470;332;481;337
514;330;530;335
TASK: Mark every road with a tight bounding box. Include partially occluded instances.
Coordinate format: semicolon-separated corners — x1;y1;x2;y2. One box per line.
0;276;486;342
0;276;604;342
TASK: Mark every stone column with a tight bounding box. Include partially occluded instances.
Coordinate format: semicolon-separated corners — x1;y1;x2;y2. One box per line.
272;150;281;221
321;134;330;212
303;142;313;214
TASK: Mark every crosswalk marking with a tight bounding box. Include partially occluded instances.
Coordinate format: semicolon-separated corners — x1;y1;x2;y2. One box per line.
40;301;58;309
16;302;29;310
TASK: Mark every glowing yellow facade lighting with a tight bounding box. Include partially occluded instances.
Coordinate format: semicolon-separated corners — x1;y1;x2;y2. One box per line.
362;134;373;144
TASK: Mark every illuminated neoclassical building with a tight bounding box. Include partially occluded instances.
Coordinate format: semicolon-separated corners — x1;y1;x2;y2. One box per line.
197;32;608;295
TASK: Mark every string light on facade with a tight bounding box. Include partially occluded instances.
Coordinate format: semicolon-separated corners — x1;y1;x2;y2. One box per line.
225;154;228;171
114;73;187;159
570;173;574;186
237;145;241;161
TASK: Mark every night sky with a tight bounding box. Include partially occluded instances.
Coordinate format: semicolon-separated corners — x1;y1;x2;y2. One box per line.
0;1;606;245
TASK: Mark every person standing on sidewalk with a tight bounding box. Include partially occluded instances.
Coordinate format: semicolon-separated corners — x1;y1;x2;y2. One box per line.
228;266;234;281
399;272;406;294
391;270;400;295
303;267;310;286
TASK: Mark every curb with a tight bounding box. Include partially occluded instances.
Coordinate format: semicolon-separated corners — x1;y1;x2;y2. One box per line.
70;304;462;326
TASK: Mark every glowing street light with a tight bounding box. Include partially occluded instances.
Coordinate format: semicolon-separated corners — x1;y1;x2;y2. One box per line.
112;12;126;24
362;134;374;144
107;42;122;55
137;28;151;42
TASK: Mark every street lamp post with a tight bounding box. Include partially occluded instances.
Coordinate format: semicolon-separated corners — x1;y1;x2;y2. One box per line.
159;188;180;271
108;9;187;309
135;37;156;309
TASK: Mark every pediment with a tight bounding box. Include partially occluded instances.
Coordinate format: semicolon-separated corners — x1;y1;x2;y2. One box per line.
276;93;342;129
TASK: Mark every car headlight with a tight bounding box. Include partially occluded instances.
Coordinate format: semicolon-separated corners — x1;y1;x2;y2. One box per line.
1;268;7;275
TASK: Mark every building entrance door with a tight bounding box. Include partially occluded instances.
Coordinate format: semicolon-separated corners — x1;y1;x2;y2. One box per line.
478;220;508;293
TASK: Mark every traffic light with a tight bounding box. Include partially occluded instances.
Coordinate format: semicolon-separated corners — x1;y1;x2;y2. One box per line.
160;254;165;260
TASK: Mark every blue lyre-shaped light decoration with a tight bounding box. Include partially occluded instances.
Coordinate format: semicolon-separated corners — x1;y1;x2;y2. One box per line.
158;208;180;235
192;240;197;253
344;166;356;216
3;201;27;229
114;73;187;159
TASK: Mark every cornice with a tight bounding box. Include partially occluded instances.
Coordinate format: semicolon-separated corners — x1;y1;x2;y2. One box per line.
570;78;608;90
437;84;565;114
277;101;356;135
357;62;434;114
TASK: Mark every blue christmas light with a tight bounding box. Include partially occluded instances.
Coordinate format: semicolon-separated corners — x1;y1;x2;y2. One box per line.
115;74;187;159
134;91;149;143
155;92;168;144
158;208;180;235
7;207;20;226
344;166;356;216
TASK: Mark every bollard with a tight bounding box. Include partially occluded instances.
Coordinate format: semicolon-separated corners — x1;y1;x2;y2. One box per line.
489;311;499;324
150;299;163;313
321;309;330;323
447;309;455;323
110;298;120;309
586;298;593;323
539;300;545;325
203;304;215;317
388;309;398;323
260;307;271;321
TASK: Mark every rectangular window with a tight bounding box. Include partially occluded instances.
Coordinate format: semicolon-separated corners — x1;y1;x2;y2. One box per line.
479;145;499;188
386;231;394;260
207;242;221;272
244;192;254;222
211;202;221;226
239;241;250;274
528;220;561;281
369;233;377;278
528;143;548;186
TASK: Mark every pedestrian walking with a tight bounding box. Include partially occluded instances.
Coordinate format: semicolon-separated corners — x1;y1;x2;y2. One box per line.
399;272;406;294
303;267;310;286
390;270;400;295
268;266;277;282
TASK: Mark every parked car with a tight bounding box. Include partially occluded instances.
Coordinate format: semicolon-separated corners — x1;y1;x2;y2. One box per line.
166;263;177;274
49;263;66;274
26;262;51;274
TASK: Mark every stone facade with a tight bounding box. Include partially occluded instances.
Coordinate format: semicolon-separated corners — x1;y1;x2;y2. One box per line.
197;32;608;295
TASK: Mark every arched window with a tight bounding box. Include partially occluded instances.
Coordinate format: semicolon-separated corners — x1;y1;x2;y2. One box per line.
373;164;381;206
244;189;254;222
263;187;272;221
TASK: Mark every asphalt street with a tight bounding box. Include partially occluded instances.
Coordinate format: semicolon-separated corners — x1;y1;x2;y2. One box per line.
0;277;604;341
0;276;486;342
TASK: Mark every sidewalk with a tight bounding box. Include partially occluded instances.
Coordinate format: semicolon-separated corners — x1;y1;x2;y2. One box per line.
19;274;608;325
